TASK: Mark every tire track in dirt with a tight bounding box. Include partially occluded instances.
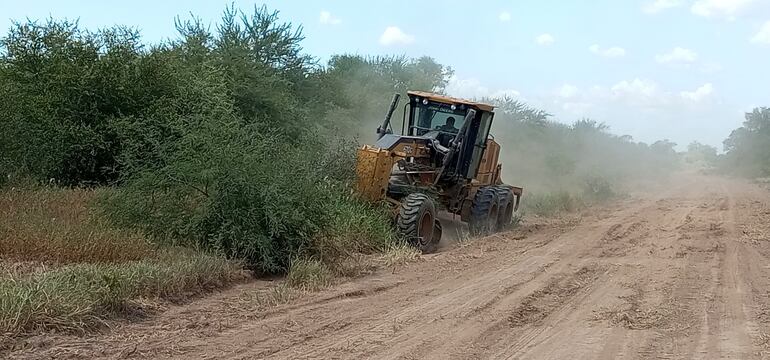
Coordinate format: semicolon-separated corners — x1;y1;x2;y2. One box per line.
258;201;655;360
426;192;688;359
488;189;701;359
714;186;758;358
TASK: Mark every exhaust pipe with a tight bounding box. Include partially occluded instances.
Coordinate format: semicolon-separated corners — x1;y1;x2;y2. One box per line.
377;93;401;139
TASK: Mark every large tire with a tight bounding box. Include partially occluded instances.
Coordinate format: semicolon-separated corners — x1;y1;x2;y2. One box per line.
469;187;500;236
397;193;438;253
495;186;515;230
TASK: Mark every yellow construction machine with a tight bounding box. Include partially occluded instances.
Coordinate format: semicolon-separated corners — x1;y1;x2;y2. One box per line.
355;91;522;252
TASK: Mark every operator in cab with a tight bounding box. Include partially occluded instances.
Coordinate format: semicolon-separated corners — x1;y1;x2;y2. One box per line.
436;117;459;134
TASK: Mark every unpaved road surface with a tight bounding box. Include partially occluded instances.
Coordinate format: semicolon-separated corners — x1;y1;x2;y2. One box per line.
9;174;770;359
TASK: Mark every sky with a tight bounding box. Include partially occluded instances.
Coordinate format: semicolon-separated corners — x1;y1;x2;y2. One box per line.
2;0;770;149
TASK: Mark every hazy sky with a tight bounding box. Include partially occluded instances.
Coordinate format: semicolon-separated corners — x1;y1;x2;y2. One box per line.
3;0;770;148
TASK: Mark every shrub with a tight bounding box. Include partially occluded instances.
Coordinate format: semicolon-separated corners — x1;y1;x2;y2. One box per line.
104;129;396;274
582;176;615;202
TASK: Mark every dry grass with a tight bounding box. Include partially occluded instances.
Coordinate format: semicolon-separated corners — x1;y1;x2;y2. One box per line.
0;185;245;342
0;250;244;341
286;258;333;291
0;186;150;264
237;283;302;311
381;243;421;268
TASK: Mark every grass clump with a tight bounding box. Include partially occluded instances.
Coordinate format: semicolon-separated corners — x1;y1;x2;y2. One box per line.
523;191;584;217
237;284;301;310
382;243;421;268
0;251;242;339
522;176;618;217
286;258;332;291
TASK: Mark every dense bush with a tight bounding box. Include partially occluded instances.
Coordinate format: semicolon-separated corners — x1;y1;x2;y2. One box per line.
0;20;178;185
105;131;394;274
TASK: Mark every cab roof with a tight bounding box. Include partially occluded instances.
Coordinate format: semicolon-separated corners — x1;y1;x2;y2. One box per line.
407;90;495;112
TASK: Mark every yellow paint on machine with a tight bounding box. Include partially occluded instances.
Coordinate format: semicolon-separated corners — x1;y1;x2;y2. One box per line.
475;139;501;185
354;145;394;202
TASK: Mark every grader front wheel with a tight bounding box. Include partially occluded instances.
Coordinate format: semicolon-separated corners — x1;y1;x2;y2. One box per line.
397;193;439;253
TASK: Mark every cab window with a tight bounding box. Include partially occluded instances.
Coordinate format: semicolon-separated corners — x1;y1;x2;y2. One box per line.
411;102;467;136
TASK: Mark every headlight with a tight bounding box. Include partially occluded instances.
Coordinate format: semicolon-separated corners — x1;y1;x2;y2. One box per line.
422;99;429;105
450;104;457;110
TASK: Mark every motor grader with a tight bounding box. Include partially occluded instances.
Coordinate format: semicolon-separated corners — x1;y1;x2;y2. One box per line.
355;91;522;252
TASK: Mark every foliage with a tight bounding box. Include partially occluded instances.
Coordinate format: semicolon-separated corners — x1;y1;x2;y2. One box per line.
0;7;399;274
582;176;616;201
721;107;770;177
319;54;453;142
105;132;394;274
0;6;318;185
0;19;190;185
0;185;244;339
685;141;718;167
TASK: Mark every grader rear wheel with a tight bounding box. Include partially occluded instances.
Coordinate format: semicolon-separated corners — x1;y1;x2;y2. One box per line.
469;187;500;236
397;193;439;253
495;187;515;230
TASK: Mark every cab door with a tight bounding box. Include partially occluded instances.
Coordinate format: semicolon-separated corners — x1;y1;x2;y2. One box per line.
461;111;494;179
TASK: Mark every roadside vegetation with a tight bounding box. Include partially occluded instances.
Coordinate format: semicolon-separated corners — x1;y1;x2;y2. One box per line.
0;185;244;340
0;5;687;339
719;107;770;177
677;107;770;180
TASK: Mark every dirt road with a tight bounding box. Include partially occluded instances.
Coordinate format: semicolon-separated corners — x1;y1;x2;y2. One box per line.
9;174;770;359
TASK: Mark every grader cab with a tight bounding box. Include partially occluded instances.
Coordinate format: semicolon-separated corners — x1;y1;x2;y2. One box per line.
355;91;522;252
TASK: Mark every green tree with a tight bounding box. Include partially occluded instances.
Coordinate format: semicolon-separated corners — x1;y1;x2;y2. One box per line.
318;54;453;140
685;141;718;166
722;107;770;176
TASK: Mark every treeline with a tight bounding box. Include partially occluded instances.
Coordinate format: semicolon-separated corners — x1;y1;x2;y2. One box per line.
487;97;679;194
0;7;448;186
720;107;770;177
0;5;683;271
0;6;449;273
678;107;770;178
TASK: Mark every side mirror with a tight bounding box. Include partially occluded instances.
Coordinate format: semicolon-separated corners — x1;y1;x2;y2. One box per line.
376;126;393;137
